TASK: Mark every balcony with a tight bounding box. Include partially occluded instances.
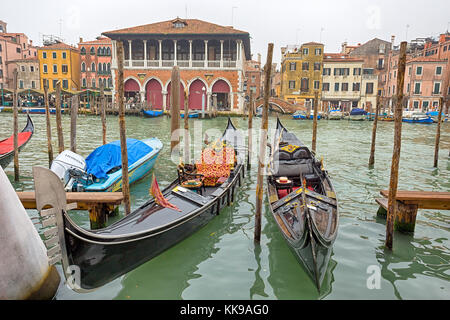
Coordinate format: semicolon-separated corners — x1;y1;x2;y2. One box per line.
122;59;238;69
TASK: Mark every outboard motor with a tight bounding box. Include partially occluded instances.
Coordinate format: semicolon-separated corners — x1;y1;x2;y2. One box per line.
50;150;87;191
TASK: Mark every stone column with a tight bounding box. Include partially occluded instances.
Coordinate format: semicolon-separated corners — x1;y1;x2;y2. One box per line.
220;40;224;68
158;40;162;67
174;40;177;66
143;40;147;68
204;40;208;68
207;92;212;112
140;91;146;105
128;40;132;66
189;40;193;68
162;90;167;111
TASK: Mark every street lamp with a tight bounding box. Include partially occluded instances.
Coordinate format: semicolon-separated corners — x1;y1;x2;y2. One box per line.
201;86;206;118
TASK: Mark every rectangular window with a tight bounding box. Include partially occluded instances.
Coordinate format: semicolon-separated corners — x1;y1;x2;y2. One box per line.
433;82;441;94
342;83;348;91
53;64;58;73
62;52;67;59
416;66;422;75
393;85;395;94
302;48;309;55
353;68;361;75
31;81;35;89
388;86;391;95
289;62;296;71
394;70;397;78
62;79;68;89
334;83;339;91
301;78;309;91
323;68;331;76
21;66;25;72
43;64;48;73
52;52;57;59
436;66;442;75
422;101;429;109
407;83;410;93
314;80;320;90
414;82;421;94
53;80;58;89
62;65;68;73
16;47;21;53
302;62;309;71
43;52;47;59
289;80;295;89
314;62;320;71
432;101;439;108
334;68;340;76
342;68;350;76
0;44;2;52
352;83;360;91
19;80;24;89
413;101;419;109
366;82;374;94
30;66;34;72
408;67;412;75
315;48;322;55
322;83;329;91
0;56;2;64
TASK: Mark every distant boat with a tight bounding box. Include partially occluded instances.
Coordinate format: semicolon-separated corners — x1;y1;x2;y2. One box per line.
0;114;34;169
21;107;57;114
142;110;163;118
402;111;433;124
328;109;343;120
426;111;448;123
293;111;322;120
349;108;368;121
181;112;199;118
50;137;163;192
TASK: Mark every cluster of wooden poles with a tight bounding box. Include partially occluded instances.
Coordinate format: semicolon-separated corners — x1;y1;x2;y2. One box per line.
8;42;446;250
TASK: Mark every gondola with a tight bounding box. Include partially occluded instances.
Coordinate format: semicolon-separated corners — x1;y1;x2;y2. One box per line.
0;114;34;169
33;118;245;292
180;111;199;118
142;109;163;117
266;118;339;290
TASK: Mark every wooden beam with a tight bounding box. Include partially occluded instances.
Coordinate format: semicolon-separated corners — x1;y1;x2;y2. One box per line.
170;66;181;154
43;82;53;167
55;81;64;153
70;95;79;153
433;97;443;167
247;91;253;170
369;95;380;167
12;68;19;181
312;90;319;154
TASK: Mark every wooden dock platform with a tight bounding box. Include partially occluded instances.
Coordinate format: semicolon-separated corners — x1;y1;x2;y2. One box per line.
376;190;450;232
17;191;124;229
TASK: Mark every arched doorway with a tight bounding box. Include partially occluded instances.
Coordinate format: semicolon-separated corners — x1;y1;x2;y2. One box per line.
189;79;207;110
212;79;231;111
145;79;163;109
166;81;185;110
124;78;140;101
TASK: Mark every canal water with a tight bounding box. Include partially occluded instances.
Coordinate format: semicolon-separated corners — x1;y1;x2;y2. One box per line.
1;112;449;300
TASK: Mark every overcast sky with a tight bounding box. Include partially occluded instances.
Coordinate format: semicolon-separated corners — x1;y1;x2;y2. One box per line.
2;0;449;67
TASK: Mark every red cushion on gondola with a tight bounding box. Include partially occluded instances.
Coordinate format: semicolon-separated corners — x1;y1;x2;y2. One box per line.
277;186;300;199
0;132;32;155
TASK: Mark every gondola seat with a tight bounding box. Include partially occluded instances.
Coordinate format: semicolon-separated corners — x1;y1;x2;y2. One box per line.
195;144;235;187
271;160;314;178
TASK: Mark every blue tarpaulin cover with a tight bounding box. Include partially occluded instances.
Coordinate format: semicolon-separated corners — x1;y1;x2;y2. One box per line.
86;138;153;179
350;108;367;115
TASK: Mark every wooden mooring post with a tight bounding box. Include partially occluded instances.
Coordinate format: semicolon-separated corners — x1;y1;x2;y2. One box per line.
116;41;131;216
70;95;79;153
170;66;181;154
385;41;407;250
44;82;53;167
433;97;444;168
369;95;381;167
255;43;273;243
184;89;190;164
55;82;64;153
311;90;319;154
247;91;253;170
12;68;19;181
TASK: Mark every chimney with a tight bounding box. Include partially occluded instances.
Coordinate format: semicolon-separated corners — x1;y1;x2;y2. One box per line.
341;42;347;53
79;37;83;44
257;53;261;64
391;35;395;49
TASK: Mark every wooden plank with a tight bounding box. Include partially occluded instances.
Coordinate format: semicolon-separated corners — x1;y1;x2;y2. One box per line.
375;197;388;210
17;191;124;209
380;190;450;202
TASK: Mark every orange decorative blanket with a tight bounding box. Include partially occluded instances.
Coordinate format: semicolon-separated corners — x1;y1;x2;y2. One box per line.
195;146;235;186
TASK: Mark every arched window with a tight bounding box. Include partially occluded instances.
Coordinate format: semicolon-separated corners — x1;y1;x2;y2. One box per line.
106;47;111;56
107;63;111;72
103;63;106;73
82;78;86;87
98;63;102;72
80;47;86;55
81;62;86;72
90;47;95;55
97;47;101;55
92;78;96;88
91;62;95;72
108;78;112;88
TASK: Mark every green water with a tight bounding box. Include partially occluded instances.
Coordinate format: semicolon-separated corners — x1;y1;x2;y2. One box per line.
1;112;449;300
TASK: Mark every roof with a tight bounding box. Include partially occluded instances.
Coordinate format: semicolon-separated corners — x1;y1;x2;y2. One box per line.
79;37;112;45
103;18;248;36
324;53;364;62
38;42;79;51
302;42;324;46
6;57;39;64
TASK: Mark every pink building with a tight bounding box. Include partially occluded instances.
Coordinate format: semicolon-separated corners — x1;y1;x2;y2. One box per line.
78;36;112;90
0;20;37;89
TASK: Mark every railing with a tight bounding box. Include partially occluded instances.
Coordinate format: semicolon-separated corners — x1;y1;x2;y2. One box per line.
177;60;189;67
147;60;159;67
208;61;220;68
223;61;237;68
132;60;145;67
192;61;205;68
162;60;174;67
122;59;239;69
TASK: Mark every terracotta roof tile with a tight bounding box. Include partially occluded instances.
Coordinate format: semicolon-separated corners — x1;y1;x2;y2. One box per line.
407;56;447;63
103;18;248;36
38;42;79;51
79;37;112;45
